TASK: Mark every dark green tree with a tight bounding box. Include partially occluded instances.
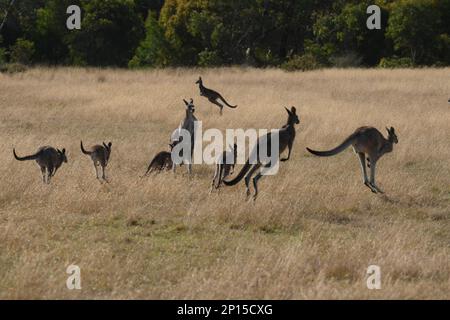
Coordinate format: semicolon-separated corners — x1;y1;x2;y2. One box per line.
129;10;170;68
386;0;441;64
69;0;144;67
313;0;388;66
34;0;80;64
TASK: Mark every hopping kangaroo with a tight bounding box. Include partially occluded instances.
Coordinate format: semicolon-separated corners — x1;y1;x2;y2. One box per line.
171;99;198;174
13;146;67;184
211;143;238;191
196;76;237;115
142;142;177;177
223;107;300;200
306;126;398;194
80;141;112;182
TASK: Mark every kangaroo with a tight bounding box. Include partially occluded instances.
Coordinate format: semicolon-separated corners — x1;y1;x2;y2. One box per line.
223;106;300;200
142;143;177;177
171;99;198;174
80;141;112;182
306;126;398;194
211;143;238;191
196;76;237;115
13;146;67;184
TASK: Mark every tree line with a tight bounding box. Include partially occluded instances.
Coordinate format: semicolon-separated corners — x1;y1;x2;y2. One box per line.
0;0;449;70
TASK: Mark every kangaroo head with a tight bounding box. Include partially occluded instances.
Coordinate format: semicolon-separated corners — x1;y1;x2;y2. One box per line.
285;106;300;125
386;127;398;144
183;98;195;114
103;142;112;150
195;76;202;85
103;142;112;161
57;148;68;163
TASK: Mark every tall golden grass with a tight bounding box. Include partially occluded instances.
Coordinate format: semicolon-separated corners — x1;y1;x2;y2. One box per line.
0;67;448;299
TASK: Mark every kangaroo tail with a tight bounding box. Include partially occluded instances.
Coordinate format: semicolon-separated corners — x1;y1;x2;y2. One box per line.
306;134;356;157
13;148;38;161
223;160;252;186
80;141;91;155
218;94;237;108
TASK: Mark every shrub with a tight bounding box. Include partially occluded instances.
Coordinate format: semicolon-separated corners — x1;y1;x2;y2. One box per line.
378;57;414;68
330;52;363;68
10;39;35;65
0;47;6;66
0;63;28;74
198;49;222;67
281;53;324;71
253;48;280;66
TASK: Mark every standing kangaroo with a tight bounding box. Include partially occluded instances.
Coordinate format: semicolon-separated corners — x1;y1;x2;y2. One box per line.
171;99;198;174
80;141;112;182
211;143;238;191
13;146;67;184
223;107;300;200
306;126;398;194
196;76;237;115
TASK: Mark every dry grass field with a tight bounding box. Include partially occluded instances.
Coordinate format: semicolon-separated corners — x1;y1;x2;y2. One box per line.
0;67;449;299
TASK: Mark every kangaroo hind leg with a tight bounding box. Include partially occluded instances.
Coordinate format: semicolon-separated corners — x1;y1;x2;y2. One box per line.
368;158;384;194
252;172;264;201
358;153;376;193
40;166;47;184
210;165;219;193
208;98;224;115
102;165;109;183
244;164;260;199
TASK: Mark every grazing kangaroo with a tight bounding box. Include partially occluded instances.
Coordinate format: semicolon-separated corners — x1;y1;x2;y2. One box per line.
211;143;238;191
142;143;177;177
13;146;67;184
196;76;237;115
223;106;300;200
171;99;198;174
306;126;398;194
80;141;112;182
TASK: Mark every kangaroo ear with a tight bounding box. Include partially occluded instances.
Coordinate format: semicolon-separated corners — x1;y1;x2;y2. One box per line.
61;148;66;154
183;99;188;106
190;98;193;104
386;127;391;134
285;107;292;115
108;142;112;148
291;106;296;114
390;127;395;133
